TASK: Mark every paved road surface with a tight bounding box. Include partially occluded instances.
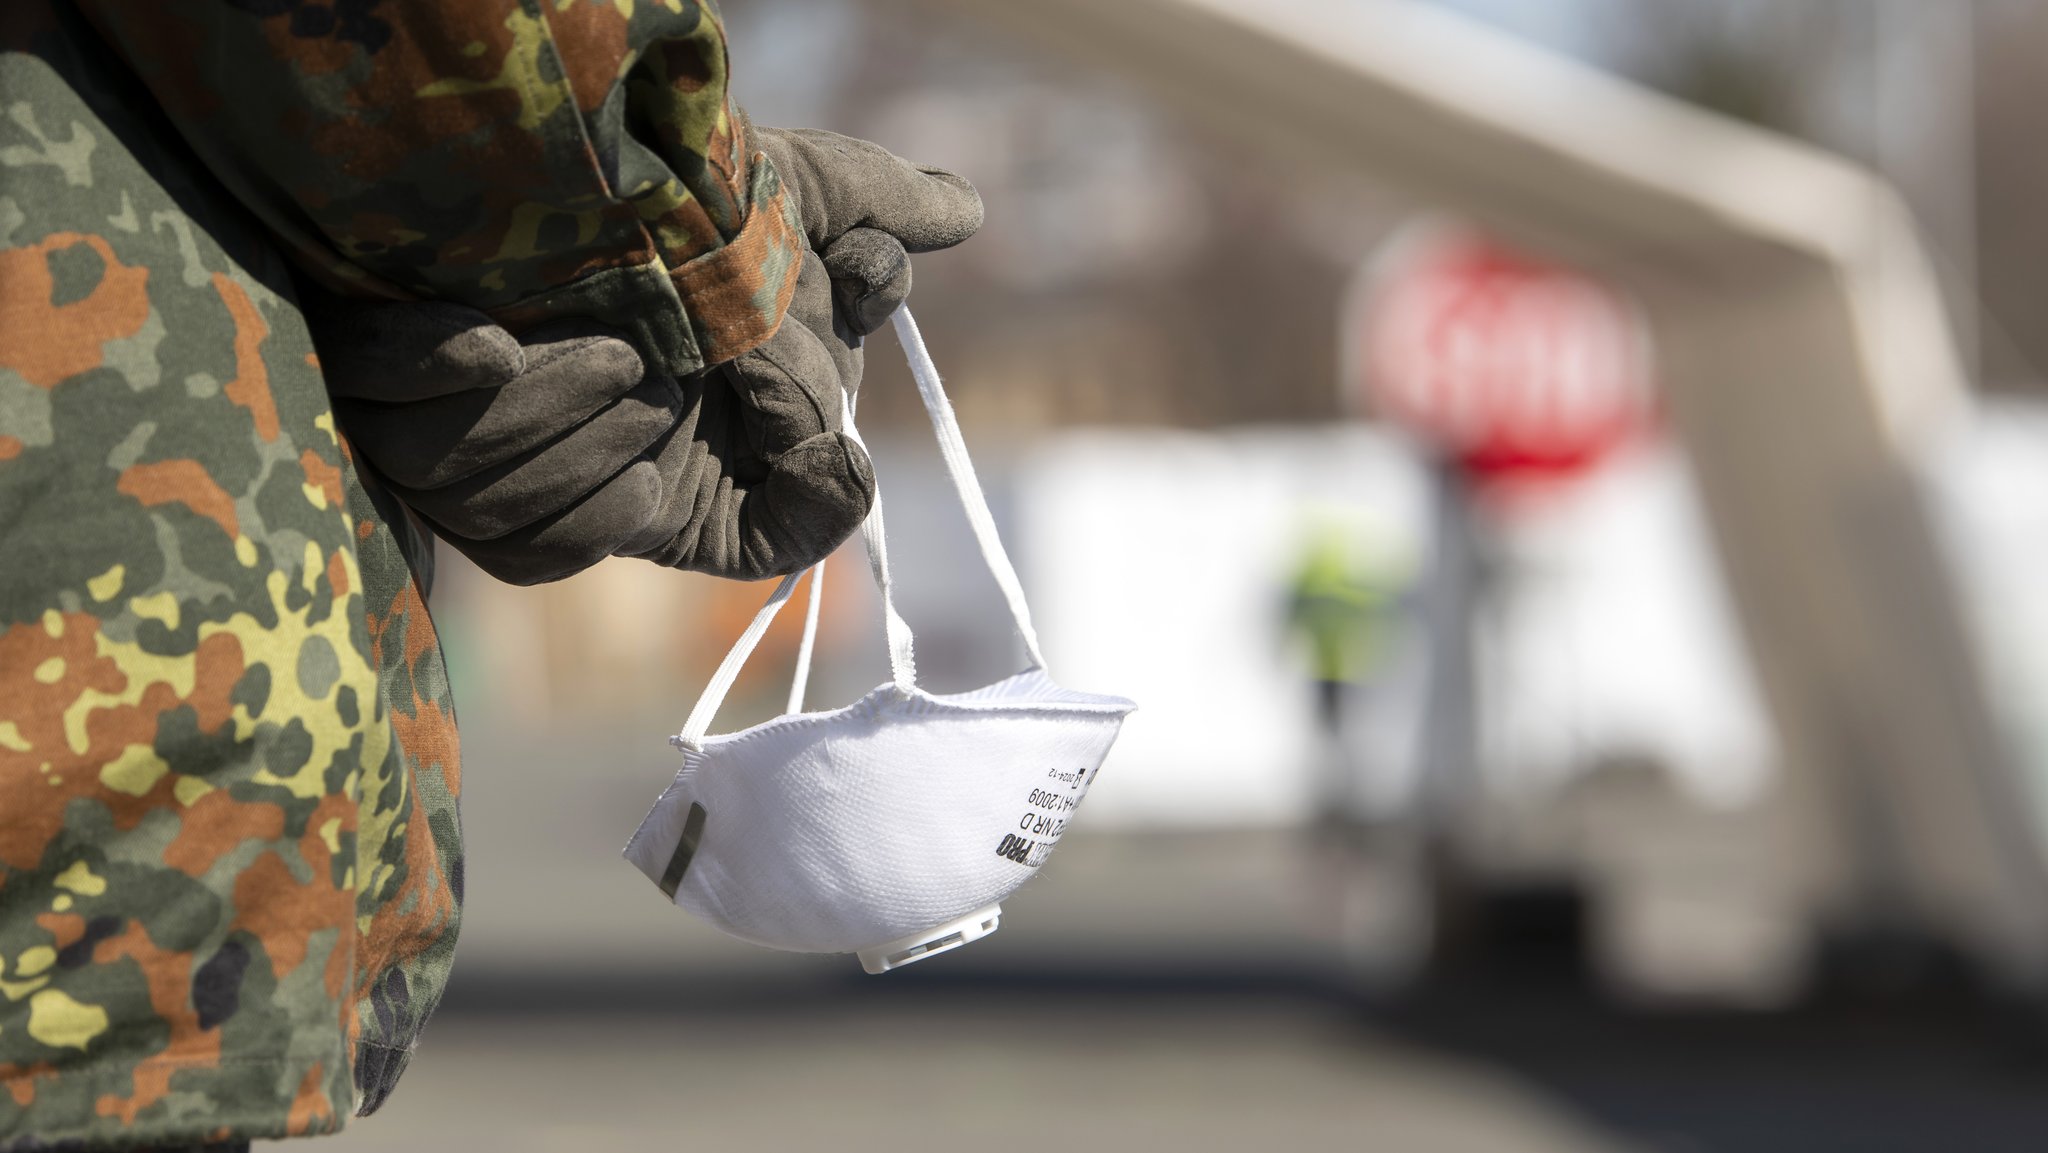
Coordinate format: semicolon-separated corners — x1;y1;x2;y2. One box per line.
326;997;1643;1153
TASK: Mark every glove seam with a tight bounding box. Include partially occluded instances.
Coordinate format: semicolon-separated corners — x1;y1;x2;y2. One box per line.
742;344;836;446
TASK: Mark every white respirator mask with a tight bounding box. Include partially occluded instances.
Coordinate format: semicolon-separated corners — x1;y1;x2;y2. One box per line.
623;308;1134;974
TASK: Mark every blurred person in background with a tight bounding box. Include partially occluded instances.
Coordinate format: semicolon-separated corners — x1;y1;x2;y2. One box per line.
0;2;976;1149
1286;519;1402;827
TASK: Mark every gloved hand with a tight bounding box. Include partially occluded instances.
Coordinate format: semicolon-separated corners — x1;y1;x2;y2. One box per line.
314;271;873;586
621;117;986;573
310;121;981;586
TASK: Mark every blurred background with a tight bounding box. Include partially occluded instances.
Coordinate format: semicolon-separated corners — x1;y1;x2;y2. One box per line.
334;2;2048;1150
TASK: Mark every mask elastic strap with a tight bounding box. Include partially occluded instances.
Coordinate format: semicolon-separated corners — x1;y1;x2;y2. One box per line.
674;565;808;748
840;391;920;690
675;388;917;746
888;309;1048;672
673;305;1034;746
786;556;824;715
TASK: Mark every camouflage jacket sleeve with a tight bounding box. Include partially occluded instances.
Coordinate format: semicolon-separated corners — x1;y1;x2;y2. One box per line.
70;0;802;377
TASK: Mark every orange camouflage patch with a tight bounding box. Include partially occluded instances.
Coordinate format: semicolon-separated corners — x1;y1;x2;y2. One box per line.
33;912;87;956
300;448;343;508
163;788;286;878
0;614;134;869
366;578;443;703
326;549;351;599
541;2;634;112
116;459;240;541
0;233;151;389
0;434;22;461
286;1061;334;1136
230;839;352;991
386;694;459;796
212;273;279;443
0;1061;58;1109
188;631;246;735
91;923;220;1126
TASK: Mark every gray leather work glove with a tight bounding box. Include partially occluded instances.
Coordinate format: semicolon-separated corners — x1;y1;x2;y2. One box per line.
738;117;986;392
312;123;981;587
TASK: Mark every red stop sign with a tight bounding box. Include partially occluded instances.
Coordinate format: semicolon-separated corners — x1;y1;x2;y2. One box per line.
1355;226;1654;480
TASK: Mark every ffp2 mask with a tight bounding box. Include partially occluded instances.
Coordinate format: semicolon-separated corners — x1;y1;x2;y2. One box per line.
623;308;1134;973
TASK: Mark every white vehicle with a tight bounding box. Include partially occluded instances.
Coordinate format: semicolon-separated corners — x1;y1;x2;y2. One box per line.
954;0;2048;1003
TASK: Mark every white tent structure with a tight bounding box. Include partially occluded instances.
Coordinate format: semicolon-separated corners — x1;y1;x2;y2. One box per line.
950;0;2048;987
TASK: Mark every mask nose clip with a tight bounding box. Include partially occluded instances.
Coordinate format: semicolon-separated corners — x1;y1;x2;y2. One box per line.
858;903;1004;974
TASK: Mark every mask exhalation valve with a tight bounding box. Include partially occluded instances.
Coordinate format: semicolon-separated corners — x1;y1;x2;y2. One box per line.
858;903;1004;974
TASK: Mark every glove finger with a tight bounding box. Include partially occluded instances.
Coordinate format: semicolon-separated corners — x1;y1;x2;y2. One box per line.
821;227;910;337
790;247;864;398
722;302;844;458
624;430;875;580
756;124;984;253
386;374;684;541
428;457;669;586
312;297;526;401
334;330;647;489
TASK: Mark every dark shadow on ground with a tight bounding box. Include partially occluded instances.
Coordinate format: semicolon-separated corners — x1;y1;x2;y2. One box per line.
1368;887;2048;1153
442;933;2048;1153
1374;966;2048;1153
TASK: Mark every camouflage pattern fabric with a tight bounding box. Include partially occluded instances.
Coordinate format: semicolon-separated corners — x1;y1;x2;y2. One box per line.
338;466;461;1120
0;2;462;1146
75;0;804;378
